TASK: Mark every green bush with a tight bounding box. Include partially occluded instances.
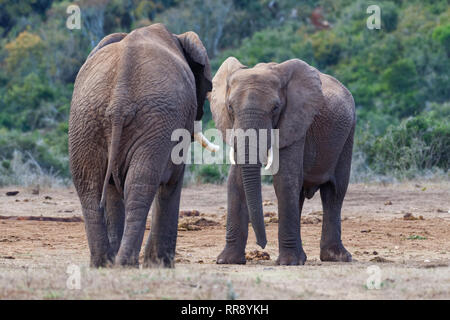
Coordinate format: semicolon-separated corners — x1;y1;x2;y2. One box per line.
355;102;450;179
212;23;306;70
0;129;69;179
1;73;56;130
432;23;450;54
382;59;418;92
311;30;343;67
381;1;399;32
185;163;229;184
196;165;225;184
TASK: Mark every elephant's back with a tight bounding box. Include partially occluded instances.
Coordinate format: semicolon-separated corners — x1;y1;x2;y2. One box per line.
71;44;121;117
302;73;355;184
117;26;196;106
70;25;196;132
310;73;355;144
319;73;355;123
69;42;122;156
69;25;197;167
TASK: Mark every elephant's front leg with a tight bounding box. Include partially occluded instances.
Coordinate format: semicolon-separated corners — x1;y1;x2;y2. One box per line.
217;165;248;264
143;166;185;268
273;143;306;265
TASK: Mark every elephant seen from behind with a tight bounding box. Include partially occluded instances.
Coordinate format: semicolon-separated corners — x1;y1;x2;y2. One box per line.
69;24;216;268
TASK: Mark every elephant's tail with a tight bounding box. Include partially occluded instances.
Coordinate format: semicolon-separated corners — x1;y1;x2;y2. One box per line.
100;120;123;210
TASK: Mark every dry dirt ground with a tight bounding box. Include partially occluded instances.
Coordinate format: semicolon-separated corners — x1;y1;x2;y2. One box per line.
0;182;449;299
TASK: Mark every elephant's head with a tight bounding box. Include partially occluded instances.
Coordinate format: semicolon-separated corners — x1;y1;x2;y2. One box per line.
210;57;324;248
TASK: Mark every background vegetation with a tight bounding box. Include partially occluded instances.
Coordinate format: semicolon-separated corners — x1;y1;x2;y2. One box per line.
0;0;448;186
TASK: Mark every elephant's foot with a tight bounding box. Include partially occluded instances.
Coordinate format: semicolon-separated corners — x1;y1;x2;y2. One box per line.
276;248;307;266
108;241;121;259
216;246;246;264
115;251;140;268
143;255;174;268
90;252;115;268
320;243;352;262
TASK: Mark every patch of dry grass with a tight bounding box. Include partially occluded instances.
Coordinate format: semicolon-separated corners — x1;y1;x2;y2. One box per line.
0;262;449;299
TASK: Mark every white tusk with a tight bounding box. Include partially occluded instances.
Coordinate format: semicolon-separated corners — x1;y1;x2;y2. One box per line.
264;147;273;170
194;132;220;153
229;146;236;165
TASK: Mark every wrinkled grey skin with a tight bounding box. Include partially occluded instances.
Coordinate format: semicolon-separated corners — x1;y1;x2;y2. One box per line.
69;24;212;268
210;57;355;265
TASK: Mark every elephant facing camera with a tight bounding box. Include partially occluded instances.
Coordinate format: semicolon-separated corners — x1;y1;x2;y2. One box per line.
210;57;355;265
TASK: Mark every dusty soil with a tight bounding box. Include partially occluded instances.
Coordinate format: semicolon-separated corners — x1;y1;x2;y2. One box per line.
0;182;449;299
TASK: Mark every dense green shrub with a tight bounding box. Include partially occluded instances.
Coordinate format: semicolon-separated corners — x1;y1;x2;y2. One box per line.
432;23;450;54
355;103;450;179
195;165;226;184
212;23;308;70
381;1;399;32
311;30;343;67
1;73;56;130
0;128;69;177
382;59;418;93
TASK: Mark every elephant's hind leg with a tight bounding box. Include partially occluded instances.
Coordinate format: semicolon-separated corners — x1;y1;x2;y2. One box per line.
319;132;353;262
143;165;185;268
115;163;160;267
319;182;351;262
71;157;113;268
79;198;114;267
105;183;125;257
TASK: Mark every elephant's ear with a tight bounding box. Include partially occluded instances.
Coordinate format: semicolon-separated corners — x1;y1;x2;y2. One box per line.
210;57;245;144
175;32;212;121
274;59;324;149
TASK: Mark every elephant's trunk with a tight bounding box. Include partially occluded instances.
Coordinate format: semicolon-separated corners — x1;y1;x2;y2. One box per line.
241;163;267;249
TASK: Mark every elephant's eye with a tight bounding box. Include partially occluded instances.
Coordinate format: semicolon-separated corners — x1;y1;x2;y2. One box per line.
228;104;234;114
272;104;280;113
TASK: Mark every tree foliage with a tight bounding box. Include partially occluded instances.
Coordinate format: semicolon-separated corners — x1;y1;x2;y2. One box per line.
0;0;448;184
